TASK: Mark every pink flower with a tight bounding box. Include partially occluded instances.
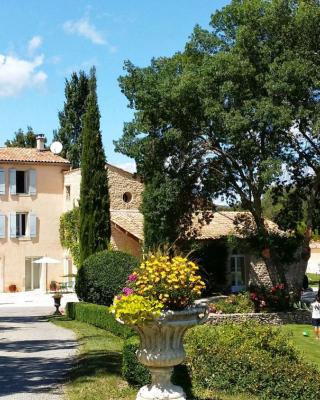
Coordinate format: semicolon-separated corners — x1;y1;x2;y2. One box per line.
122;287;134;296
128;273;138;282
117;295;122;300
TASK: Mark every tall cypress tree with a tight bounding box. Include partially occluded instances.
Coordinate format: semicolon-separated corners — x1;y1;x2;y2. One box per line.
54;71;90;168
79;67;111;263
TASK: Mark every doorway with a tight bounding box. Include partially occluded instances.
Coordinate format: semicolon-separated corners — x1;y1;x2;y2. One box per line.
25;257;41;291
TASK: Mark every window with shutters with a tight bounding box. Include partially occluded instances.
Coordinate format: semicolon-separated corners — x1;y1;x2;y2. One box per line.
10;169;36;196
0;170;5;195
10;212;37;239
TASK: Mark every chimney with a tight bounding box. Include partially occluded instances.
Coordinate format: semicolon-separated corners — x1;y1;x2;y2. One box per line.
36;134;45;151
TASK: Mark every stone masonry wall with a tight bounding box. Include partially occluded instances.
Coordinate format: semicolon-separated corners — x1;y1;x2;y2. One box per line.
107;165;143;210
207;310;311;325
63;165;144;212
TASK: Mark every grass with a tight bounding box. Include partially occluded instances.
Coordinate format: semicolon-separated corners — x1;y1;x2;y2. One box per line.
282;323;320;370
53;317;137;400
52;316;257;400
307;273;320;287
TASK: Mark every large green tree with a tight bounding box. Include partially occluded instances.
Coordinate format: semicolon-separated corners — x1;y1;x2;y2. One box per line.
54;71;90;168
79;67;111;263
116;0;320;288
5;127;38;148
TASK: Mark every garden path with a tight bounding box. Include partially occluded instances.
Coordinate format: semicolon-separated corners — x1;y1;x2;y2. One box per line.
0;307;77;399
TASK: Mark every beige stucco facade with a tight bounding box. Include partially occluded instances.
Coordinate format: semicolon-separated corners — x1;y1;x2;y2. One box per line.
0;162;69;292
0;151;144;293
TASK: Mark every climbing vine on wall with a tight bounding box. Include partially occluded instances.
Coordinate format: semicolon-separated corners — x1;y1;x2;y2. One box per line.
60;207;80;267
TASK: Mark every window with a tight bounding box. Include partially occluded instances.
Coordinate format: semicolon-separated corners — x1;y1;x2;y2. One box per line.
230;255;246;291
16;171;28;194
123;192;132;203
16;213;27;237
9;169;36;195
9;212;37;239
65;185;71;200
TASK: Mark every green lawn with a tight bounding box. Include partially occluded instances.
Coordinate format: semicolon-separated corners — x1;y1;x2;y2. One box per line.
52;317;257;400
53;317;137;400
307;273;320;287
282;323;320;370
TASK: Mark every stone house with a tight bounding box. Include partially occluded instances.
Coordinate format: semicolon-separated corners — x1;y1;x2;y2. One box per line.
0;136;303;292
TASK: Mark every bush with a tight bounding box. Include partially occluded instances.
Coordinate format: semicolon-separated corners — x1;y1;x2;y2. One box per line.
185;322;320;400
122;336;151;386
66;302;135;339
122;336;192;396
209;292;255;314
75;250;139;306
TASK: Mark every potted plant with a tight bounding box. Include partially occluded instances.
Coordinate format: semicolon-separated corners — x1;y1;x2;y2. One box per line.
9;284;17;293
111;254;208;400
52;292;63;315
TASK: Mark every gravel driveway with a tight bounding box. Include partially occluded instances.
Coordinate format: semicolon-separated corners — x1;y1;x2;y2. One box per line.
0;307;77;399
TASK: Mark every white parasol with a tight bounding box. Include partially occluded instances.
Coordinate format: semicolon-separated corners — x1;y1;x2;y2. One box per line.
33;257;61;292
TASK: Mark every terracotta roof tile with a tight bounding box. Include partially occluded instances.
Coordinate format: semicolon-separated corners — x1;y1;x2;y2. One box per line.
110;210;281;241
111;209;144;241
0;147;70;165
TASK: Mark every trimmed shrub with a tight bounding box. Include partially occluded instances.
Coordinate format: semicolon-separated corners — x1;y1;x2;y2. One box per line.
75;250;139;306
66;302;135;339
209;292;255;314
122;336;151;386
122;337;192;397
185;322;320;400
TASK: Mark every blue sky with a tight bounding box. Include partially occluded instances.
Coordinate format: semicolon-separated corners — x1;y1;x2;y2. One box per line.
0;0;229;171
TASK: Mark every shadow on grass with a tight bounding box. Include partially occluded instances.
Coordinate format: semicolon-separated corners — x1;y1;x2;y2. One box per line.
71;350;123;381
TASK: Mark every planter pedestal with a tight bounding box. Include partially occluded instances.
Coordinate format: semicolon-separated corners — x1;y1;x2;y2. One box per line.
134;306;208;400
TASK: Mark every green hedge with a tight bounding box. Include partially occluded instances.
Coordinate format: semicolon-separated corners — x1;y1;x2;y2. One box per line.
66;302;135;339
122;336;151;386
185;322;320;400
122;336;192;397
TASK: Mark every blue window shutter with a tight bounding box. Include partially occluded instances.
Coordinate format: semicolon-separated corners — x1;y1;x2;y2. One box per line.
0;214;5;238
9;212;16;238
0;170;5;195
29;213;37;238
29;170;37;195
9;169;16;195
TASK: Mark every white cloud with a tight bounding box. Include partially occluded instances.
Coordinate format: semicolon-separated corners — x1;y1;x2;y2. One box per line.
0;54;47;97
49;55;62;64
63;17;116;52
28;36;43;55
63;17;106;45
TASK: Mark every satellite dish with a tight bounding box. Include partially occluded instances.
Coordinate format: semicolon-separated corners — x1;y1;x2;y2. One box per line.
50;141;63;155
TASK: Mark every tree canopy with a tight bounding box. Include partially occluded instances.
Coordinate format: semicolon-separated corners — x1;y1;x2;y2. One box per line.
115;0;320;287
54;71;90;168
5;127;39;148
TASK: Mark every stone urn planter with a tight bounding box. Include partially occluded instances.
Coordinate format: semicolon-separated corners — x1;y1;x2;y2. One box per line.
133;305;209;400
52;293;63;315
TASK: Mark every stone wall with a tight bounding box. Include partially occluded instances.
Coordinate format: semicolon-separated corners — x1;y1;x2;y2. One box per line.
206;310;311;325
249;258;273;288
107;165;143;210
63;164;144;212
